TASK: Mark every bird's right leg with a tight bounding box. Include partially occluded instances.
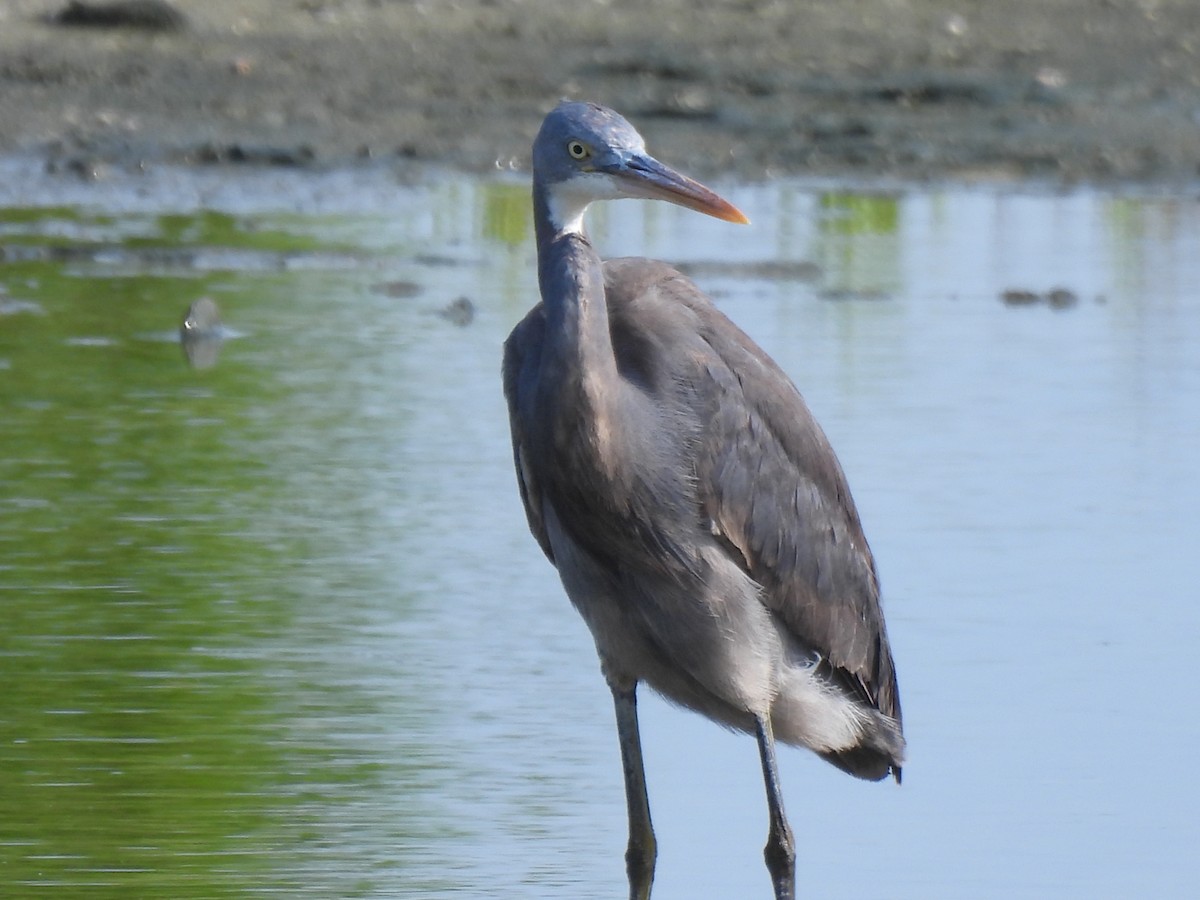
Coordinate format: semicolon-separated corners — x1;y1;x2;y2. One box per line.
755;713;796;900
611;680;656;900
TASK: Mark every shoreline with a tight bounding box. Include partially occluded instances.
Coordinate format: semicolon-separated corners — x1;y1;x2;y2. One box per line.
1;1;1199;185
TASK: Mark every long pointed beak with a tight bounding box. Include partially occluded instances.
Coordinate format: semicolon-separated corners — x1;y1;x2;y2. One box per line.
611;153;750;225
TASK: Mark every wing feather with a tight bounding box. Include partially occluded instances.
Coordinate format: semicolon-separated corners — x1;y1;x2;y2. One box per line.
604;258;901;722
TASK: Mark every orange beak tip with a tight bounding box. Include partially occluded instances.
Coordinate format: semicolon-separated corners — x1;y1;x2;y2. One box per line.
720;204;751;225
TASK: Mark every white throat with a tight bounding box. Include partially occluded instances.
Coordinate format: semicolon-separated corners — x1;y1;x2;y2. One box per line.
545;172;625;237
547;189;590;236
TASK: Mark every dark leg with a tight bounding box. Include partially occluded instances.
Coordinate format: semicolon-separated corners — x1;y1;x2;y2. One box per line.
612;683;656;900
755;714;796;900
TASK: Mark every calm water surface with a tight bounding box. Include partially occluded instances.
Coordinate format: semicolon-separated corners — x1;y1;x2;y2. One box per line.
0;160;1197;898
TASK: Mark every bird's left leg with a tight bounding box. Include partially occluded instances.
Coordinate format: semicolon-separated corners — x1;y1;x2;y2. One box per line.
755;713;796;900
611;680;656;900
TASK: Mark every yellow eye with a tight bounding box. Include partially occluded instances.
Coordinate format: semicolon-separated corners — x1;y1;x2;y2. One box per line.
567;140;589;160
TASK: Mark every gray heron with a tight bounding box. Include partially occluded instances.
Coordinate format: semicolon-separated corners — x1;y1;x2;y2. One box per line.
502;101;905;900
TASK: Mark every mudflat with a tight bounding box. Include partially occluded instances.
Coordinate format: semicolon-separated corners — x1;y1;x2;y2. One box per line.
1;0;1198;182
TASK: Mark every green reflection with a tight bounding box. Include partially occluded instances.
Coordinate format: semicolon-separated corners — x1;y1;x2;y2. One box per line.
813;191;902;297
0;208;451;896
818;192;899;236
140;210;335;254
481;181;531;247
0;207;337;255
0;287;291;891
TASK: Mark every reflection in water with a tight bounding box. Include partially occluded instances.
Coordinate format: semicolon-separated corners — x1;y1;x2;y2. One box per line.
813;191;902;298
819;191;901;235
481;181;530;248
0;169;1198;898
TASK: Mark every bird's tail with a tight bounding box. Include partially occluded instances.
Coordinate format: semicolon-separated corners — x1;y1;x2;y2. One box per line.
818;711;905;782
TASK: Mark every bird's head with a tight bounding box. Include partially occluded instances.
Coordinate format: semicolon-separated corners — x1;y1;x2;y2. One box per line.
532;101;749;236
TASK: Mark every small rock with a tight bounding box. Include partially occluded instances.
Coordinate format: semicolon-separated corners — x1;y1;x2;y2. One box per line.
51;0;187;31
1000;287;1079;309
1001;288;1041;307
1046;287;1078;309
192;142;316;167
439;296;476;327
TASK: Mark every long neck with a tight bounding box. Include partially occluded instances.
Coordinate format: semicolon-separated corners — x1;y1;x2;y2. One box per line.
533;181;620;409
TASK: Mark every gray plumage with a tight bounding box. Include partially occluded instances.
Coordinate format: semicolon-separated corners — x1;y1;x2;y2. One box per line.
503;101;904;900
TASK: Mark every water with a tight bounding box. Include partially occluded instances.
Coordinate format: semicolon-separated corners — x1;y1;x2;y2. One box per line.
1;159;1197;898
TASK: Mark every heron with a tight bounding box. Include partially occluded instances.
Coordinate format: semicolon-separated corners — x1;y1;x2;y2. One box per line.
502;101;905;900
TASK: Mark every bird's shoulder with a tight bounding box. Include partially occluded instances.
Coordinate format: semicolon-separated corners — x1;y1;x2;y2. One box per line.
601;257;734;394
502;302;545;376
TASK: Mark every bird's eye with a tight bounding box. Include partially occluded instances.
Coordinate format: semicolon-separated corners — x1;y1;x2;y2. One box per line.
567;140;589;160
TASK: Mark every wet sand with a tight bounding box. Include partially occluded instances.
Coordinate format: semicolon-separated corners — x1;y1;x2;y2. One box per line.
1;0;1199;182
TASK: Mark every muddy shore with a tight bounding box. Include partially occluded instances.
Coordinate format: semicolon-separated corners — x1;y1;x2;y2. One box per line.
1;0;1199;183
